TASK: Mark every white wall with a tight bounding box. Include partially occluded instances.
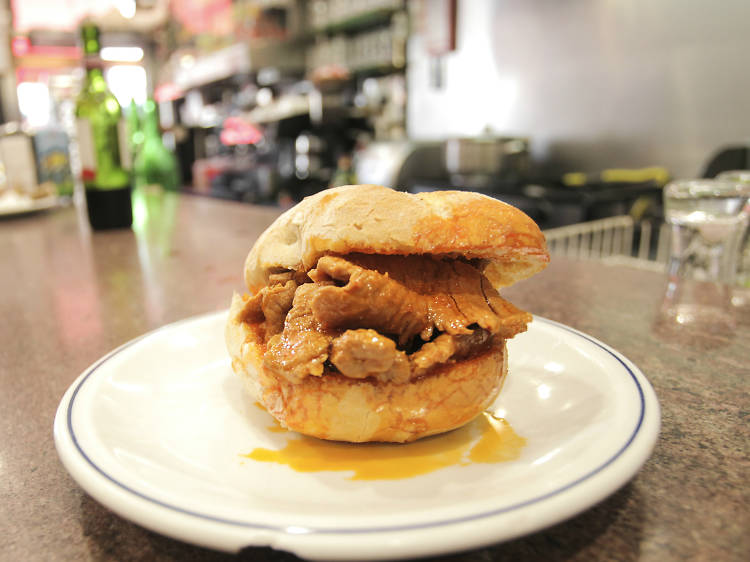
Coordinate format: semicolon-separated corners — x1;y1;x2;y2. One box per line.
407;0;750;178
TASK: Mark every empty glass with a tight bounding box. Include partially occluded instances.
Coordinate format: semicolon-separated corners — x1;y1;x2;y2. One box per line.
716;170;750;306
659;178;750;329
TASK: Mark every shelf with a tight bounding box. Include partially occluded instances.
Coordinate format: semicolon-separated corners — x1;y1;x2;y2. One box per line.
350;62;405;77
245;94;310;124
313;7;400;35
173;40;305;91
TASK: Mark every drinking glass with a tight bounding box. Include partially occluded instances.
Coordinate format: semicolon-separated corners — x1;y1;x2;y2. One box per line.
660;178;750;329
716;170;750;306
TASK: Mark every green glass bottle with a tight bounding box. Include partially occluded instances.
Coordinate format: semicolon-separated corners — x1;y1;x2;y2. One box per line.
127;99;144;168
75;22;132;229
134;99;180;192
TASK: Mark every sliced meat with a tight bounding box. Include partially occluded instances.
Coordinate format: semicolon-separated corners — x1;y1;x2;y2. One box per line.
334;254;471;337
261;280;297;336
257;254;531;384
443;260;502;333
238;291;264;324
481;276;533;338
311;256;430;345
269;269;310;286
409;334;455;376
330;329;410;383
267;271;296;285
237;275;299;337
263;283;336;382
351;254;530;340
410;329;492;377
310;255;527;345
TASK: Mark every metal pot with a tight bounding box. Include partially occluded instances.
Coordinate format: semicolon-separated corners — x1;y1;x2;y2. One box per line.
444;136;529;181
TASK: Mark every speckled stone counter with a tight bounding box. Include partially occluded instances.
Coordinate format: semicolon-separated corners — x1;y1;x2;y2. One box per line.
1;194;747;561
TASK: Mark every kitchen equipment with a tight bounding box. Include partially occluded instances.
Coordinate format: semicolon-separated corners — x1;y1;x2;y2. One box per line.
444;135;529;187
354;140;445;189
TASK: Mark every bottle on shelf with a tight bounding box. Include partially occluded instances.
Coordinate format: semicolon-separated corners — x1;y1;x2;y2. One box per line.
75;22;132;229
133;99;180;193
329;153;357;187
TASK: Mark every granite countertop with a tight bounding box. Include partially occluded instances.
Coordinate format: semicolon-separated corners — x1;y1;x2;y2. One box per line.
1;194;747;561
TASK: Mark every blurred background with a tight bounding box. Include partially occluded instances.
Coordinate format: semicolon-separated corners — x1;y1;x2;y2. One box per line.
1;0;748;229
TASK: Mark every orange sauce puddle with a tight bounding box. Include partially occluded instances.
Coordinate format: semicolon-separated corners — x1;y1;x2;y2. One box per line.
243;412;526;480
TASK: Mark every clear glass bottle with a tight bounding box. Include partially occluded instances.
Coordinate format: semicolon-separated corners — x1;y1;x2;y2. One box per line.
75;22;132;229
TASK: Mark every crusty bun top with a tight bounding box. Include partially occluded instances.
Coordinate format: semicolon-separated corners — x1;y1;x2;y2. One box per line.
244;184;549;291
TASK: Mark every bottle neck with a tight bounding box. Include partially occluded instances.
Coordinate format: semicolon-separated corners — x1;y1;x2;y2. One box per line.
142;105;160;139
80;24;102;58
84;65;108;93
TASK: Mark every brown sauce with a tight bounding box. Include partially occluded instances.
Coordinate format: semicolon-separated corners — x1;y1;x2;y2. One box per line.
243;412;526;480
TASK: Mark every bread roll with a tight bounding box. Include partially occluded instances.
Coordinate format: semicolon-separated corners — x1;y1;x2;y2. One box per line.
227;185;548;443
226;293;508;442
244;184;548;291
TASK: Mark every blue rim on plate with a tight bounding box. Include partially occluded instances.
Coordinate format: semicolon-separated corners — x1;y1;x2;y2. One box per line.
61;315;650;536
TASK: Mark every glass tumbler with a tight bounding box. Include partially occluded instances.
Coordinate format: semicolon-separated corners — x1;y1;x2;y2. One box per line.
717;170;750;305
661;178;750;328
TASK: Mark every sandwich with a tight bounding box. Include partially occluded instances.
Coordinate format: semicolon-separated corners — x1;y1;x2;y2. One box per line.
225;184;549;443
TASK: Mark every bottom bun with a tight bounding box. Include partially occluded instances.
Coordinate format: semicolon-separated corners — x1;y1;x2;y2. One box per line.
226;293;508;443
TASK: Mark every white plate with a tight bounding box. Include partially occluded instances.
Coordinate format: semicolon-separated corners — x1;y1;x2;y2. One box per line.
0;194;60;217
54;312;660;560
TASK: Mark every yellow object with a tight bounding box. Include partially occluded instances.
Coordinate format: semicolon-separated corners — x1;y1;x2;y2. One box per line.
600;167;670;186
563;167;670;187
562;172;587;187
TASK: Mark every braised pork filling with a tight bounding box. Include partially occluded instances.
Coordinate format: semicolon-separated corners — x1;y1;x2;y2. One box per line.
238;254;531;384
